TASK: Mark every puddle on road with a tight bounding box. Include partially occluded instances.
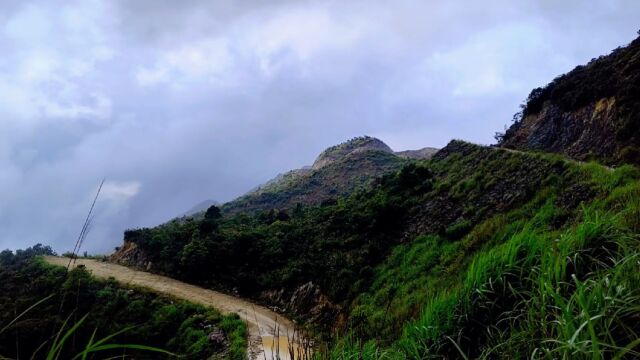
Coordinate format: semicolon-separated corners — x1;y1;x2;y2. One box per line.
261;335;310;360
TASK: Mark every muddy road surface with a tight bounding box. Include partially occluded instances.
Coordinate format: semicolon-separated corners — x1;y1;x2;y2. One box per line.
43;256;309;360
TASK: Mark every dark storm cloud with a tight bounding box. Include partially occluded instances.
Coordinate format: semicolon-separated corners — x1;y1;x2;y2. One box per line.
0;0;638;253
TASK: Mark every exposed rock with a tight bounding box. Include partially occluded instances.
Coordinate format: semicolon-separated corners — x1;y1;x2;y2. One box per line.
173;136;439;217
109;241;151;270
221;136;407;215
312;136;393;170
501;98;619;162
208;328;227;348
499;35;640;165
260;282;341;328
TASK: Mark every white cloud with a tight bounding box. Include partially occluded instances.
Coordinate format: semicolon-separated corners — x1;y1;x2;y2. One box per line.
39;92;112;120
0;1;116;128
136;38;232;86
101;180;141;202
3;4;52;45
426;22;548;97
243;6;364;75
0;0;639;254
135;4;365;86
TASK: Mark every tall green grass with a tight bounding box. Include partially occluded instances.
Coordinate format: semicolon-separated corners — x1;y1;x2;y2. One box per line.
0;295;173;360
327;162;640;359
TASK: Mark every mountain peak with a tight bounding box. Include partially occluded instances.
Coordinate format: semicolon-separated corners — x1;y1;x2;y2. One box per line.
312;136;393;170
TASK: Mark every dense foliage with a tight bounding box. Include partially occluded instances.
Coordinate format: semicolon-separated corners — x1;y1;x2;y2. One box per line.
331;162;640;359
126;143;574;300
0;248;246;360
221;146;407;215
125;140;640;359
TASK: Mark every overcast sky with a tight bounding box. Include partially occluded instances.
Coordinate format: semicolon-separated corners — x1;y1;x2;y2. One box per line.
0;0;638;253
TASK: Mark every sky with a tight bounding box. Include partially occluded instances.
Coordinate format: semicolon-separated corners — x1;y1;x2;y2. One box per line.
0;0;638;253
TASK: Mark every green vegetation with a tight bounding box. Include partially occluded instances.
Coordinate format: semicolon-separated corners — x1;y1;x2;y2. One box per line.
0;247;246;359
5;29;640;360
334;163;640;359
221;137;407;215
123;139;640;358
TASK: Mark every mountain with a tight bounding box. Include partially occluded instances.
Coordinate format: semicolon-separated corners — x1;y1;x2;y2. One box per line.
219;136;436;215
499;35;640;165
109;37;640;359
114;138;640;359
395;146;439;160
181;199;219;217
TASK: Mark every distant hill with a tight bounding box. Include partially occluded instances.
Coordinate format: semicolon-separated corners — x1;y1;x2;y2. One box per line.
499;34;640;165
220;136;437;215
395;147;439;160
181;199;219;217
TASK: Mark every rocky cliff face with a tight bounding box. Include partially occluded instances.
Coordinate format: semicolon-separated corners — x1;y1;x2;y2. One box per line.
501;97;619;161
499;35;640;165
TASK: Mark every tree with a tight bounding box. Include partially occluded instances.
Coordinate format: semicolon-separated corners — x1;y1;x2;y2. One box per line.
0;249;13;265
204;205;222;220
179;236;211;278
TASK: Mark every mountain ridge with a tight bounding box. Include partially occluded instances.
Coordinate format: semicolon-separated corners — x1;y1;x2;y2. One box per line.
186;136;437;217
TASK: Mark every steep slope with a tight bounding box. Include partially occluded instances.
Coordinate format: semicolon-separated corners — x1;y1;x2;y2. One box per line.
220;136;435;215
113;140;608;318
499;34;640;165
113;138;640;358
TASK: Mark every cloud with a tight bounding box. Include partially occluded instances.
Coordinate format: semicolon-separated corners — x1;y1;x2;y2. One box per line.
101;181;141;202
0;0;638;253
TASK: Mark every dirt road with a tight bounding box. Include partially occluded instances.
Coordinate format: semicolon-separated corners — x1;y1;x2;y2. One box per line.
42;256;305;360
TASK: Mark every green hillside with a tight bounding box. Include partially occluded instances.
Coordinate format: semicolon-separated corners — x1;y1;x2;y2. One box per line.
119;136;640;358
219;136;418;215
4;25;640;360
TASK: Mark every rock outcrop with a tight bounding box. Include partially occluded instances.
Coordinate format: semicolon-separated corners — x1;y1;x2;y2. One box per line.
260;282;342;328
109;241;152;270
499;35;640;165
501;97;622;163
312;136;393;170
